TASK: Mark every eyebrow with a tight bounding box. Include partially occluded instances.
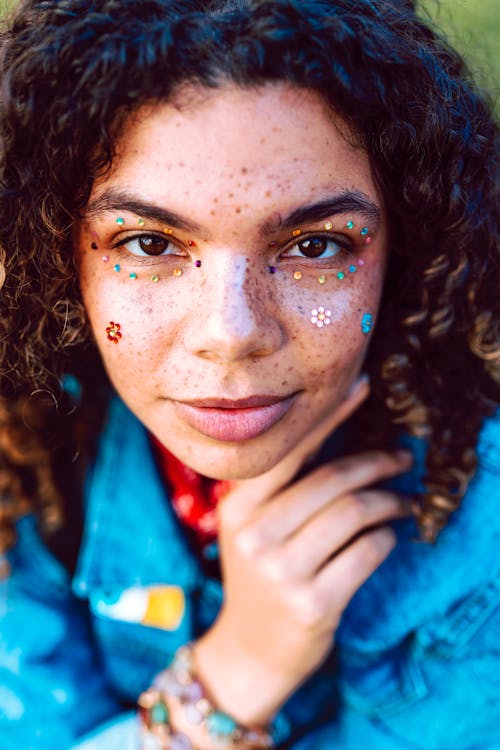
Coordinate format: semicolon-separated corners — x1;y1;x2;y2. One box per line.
274;192;381;234
84;187;381;235
84;189;201;232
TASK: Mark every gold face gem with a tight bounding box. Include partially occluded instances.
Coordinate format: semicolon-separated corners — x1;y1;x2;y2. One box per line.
173;268;183;277
292;228;301;237
318;274;326;284
293;270;302;280
137;218;145;226
151;274;160;283
324;221;333;230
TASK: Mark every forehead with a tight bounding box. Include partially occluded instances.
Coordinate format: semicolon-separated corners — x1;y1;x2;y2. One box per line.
89;83;381;228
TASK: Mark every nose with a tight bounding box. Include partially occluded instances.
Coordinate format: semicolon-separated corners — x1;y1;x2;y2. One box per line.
187;254;283;362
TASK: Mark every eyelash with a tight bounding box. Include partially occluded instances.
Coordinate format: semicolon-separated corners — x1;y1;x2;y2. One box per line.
280;233;351;262
111;231;353;264
112;233;183;258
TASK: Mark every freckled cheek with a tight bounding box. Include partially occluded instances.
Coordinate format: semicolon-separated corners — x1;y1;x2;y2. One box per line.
280;277;379;381
81;270;177;356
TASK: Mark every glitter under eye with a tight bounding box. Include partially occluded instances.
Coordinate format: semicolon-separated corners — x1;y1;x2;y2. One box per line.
361;312;373;333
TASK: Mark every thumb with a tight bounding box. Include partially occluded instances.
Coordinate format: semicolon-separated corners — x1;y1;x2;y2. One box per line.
227;374;370;513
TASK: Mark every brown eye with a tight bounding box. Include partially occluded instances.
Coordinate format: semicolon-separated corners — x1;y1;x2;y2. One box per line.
297;237;328;257
138;235;171;255
114;233;179;257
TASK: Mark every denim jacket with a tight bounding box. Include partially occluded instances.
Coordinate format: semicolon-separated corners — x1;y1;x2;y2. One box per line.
1;397;500;750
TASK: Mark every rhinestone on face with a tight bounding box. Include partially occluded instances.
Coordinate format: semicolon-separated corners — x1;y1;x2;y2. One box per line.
113;264;121;272
337;271;345;280
293;270;302;280
91;242;98;250
346;220;354;229
151;274;160;283
194;260;202;267
116;217;125;225
361;312;373;334
188;240;197;247
129;272;138;280
292;228;301;237
364;236;372;245
324;221;333;230
358;258;365;266
318;274;326;284
310;306;332;328
360;226;369;236
268;266;277;274
102;255;109;263
349;265;357;273
138;218;145;226
173;268;183;277
106;322;122;343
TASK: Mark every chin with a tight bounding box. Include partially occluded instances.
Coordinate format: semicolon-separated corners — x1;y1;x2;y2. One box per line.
166;437;291;481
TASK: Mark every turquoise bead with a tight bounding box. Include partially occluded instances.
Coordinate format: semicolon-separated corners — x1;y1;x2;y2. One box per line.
151;701;169;725
207;711;237;738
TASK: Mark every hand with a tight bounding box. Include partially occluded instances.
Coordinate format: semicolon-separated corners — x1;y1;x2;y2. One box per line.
194;376;413;725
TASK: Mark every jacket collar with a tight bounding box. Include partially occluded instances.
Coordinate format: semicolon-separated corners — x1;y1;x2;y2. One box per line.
73;397;201;599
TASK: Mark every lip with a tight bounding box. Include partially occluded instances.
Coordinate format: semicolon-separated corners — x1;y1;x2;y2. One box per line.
172;393;298;442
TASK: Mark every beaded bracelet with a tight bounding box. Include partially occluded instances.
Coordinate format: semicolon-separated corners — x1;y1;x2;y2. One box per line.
137;644;274;750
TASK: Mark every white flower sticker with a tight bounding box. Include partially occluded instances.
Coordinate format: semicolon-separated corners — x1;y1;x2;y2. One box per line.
310;306;332;328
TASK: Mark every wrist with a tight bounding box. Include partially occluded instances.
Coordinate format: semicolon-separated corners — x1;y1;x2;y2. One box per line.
193;623;294;726
138;643;274;750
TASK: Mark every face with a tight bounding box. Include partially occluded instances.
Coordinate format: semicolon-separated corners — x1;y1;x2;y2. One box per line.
76;84;387;479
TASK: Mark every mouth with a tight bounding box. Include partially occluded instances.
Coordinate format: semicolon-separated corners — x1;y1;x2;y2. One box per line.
171;393;299;442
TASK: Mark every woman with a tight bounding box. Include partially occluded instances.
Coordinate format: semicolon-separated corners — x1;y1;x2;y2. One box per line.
0;1;498;748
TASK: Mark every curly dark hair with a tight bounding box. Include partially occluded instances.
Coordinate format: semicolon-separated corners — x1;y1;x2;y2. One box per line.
0;0;498;562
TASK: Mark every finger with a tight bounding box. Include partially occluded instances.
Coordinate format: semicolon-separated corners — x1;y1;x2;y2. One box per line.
236;451;412;548
313;525;396;618
279;491;410;579
225;374;370;516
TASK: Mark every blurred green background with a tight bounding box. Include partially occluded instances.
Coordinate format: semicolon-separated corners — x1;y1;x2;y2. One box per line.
421;0;499;107
0;0;498;107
